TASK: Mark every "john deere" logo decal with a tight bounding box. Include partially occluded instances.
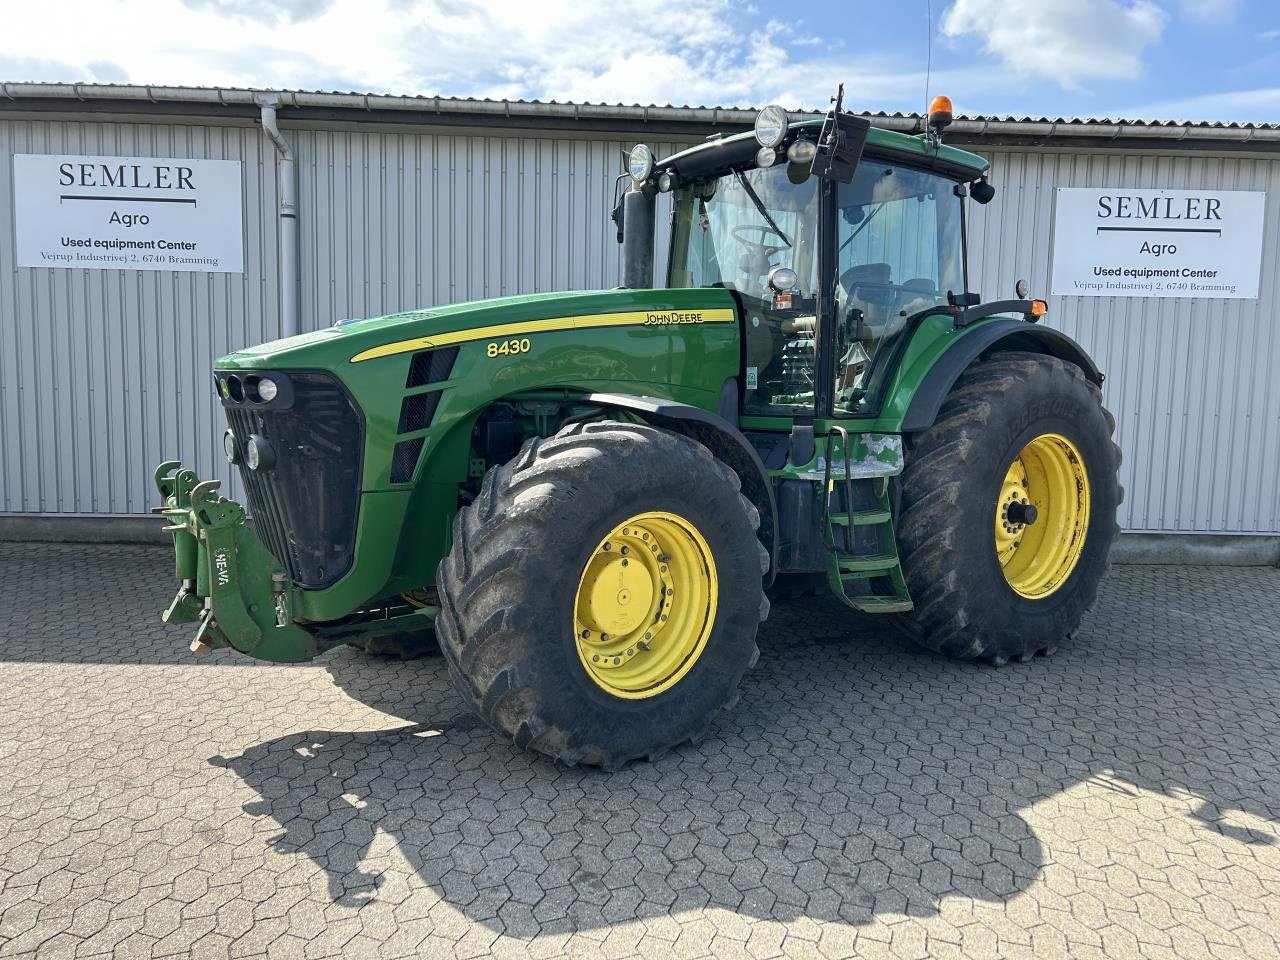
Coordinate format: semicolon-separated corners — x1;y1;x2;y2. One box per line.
644;311;707;325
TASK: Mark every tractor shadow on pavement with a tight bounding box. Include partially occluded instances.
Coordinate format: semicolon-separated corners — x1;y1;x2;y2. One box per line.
214;566;1280;935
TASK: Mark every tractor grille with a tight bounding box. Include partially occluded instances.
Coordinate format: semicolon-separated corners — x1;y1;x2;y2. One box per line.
221;371;364;588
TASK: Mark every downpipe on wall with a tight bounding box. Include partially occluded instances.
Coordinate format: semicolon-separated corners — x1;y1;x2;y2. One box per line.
257;97;300;338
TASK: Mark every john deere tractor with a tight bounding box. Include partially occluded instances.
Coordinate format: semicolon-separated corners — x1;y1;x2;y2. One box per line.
155;94;1120;767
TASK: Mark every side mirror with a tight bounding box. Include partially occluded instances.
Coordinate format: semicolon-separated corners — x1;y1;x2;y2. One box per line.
610;173;627;243
610;194;625;243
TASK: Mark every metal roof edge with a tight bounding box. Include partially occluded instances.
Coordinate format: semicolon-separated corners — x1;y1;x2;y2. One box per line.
1;83;1277;142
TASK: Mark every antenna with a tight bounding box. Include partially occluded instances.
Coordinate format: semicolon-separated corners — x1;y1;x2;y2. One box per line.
926;0;936;124
924;0;933;122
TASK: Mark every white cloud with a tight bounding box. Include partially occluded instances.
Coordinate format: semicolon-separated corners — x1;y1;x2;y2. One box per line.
0;0;1019;113
941;0;1167;89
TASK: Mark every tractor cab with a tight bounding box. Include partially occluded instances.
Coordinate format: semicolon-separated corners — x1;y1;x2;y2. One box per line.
619;93;995;424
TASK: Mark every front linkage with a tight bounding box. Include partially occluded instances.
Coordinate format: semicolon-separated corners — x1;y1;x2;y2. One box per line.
154;462;440;662
153;461;317;663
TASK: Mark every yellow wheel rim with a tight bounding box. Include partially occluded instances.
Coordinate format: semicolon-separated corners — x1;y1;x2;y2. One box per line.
995;433;1091;599
574;511;718;700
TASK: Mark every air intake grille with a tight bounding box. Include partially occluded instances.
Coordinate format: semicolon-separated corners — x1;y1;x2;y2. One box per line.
222;371;363;588
397;391;442;434
391;438;424;483
406;346;458;388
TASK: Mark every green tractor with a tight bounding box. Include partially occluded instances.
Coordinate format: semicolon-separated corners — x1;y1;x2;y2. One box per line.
155;94;1120;767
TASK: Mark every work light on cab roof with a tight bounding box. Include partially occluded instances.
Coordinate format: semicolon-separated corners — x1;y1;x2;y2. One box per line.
753;104;789;147
627;143;654;183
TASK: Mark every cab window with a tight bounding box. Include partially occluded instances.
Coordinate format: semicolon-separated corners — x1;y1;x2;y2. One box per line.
833;162;964;414
668;162;821;415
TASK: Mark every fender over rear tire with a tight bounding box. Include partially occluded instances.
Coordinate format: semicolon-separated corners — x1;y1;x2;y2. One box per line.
895;351;1121;663
435;421;770;768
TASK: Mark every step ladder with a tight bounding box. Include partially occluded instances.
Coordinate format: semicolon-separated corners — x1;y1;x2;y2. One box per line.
821;425;914;614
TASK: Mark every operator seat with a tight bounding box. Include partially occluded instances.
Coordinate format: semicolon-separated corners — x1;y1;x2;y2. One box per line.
839;262;893;344
895;277;938;322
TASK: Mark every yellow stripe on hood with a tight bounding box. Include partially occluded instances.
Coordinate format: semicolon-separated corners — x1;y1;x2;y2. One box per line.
349;308;736;363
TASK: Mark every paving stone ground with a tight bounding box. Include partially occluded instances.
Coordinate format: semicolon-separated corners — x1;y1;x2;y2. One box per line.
0;543;1278;959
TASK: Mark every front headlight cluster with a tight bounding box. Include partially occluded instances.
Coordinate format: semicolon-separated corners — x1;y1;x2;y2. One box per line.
224;429;276;472
217;374;279;405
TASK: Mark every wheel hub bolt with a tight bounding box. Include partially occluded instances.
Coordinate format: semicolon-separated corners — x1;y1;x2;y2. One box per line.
1006;502;1038;526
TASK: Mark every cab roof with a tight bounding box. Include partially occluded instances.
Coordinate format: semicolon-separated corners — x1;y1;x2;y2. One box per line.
659;118;989;182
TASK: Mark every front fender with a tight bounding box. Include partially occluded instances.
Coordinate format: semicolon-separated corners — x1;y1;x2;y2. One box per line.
583;392;779;585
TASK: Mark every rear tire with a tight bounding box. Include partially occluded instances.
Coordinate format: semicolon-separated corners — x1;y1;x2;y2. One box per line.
435;421;769;768
895;352;1121;662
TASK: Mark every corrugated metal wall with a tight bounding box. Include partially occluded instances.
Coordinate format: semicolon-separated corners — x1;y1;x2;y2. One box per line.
289;129;689;326
0;117;279;516
967;148;1280;534
2;111;1276;534
0;116;688;515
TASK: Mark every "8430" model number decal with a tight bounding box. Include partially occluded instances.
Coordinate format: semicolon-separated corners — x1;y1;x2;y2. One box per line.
486;337;532;358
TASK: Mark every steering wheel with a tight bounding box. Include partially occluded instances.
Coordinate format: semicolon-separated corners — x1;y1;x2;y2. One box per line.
732;224;787;253
732;224;787;281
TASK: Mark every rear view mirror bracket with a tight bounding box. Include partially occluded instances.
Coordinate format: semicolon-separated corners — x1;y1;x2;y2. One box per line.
811;84;871;184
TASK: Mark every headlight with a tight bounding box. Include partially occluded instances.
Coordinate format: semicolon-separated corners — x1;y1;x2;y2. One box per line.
755;146;778;168
657;170;675;193
245;435;275;472
628;144;654;182
754;104;788;148
254;377;279;403
787;139;817;164
223;429;240;465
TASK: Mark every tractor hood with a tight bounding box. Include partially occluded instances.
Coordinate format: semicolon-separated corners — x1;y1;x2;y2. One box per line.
214;288;738;371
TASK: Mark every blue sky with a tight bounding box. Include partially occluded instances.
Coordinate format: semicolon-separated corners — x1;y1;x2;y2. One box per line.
1;0;1276;122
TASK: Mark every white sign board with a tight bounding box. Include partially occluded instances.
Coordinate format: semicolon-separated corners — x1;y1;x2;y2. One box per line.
1050;187;1265;299
13;154;245;273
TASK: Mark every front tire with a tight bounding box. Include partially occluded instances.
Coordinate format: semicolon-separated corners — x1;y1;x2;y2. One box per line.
435;421;769;768
896;352;1121;663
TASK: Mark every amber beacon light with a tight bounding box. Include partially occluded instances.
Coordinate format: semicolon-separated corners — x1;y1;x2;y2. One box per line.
928;95;954;132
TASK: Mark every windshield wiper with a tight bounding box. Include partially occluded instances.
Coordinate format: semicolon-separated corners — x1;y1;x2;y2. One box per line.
734;170;791;247
838;201;885;254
